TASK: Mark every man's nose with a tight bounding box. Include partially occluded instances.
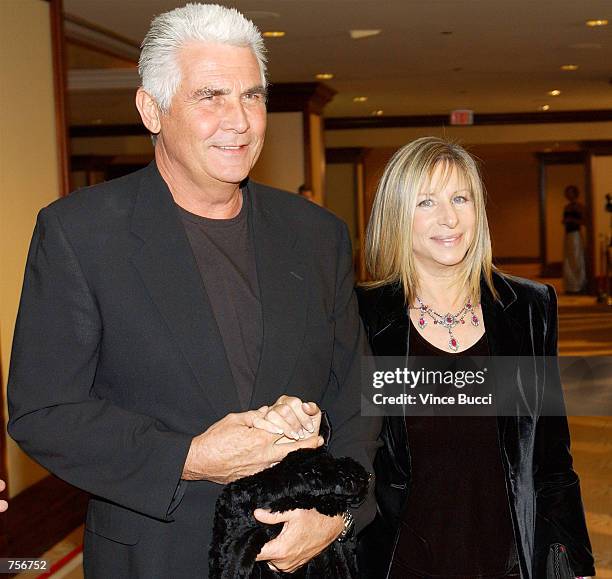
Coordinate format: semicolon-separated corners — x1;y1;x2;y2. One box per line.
221;99;249;133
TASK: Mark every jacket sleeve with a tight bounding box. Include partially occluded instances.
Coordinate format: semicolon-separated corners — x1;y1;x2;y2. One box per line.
320;222;382;535
8;207;193;521
533;284;595;576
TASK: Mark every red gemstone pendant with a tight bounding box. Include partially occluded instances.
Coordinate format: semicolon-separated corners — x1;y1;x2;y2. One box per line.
449;337;458;351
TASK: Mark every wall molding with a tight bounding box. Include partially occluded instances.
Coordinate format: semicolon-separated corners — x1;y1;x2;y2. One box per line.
325;109;612;130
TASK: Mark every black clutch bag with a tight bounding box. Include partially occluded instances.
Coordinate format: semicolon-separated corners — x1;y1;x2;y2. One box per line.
546;543;575;579
209;447;370;579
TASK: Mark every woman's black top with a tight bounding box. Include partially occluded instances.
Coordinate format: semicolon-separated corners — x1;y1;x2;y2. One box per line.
390;322;520;578
563;203;583;233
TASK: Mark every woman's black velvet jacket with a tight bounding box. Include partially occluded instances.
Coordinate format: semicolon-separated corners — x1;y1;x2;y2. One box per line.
356;272;595;579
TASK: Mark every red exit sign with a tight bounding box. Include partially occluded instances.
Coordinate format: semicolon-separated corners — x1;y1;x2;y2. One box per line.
450;109;474;125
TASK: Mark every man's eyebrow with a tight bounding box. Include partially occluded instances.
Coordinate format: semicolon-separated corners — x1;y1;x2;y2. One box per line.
189;87;231;100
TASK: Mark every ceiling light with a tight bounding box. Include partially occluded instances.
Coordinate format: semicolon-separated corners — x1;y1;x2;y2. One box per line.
315;73;334;80
540;105;550;111
585;19;608;27
353;96;368;103
349;29;381;40
263;31;285;38
548;89;561;96
560;64;579;71
372;110;384;116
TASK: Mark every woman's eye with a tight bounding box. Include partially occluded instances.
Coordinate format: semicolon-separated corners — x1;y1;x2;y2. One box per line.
453;195;468;204
418;198;434;208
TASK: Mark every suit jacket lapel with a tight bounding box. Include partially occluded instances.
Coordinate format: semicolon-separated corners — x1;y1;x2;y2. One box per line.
129;163;240;420
247;182;308;409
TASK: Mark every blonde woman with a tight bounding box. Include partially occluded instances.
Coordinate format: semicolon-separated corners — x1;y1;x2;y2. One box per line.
356;138;594;579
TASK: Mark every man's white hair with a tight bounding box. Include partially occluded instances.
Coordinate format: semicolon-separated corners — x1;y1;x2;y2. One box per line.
138;3;267;112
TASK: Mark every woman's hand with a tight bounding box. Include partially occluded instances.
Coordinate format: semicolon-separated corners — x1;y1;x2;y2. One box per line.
252;395;322;443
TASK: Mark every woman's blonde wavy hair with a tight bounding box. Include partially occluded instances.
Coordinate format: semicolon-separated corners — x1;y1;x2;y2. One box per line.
364;136;497;305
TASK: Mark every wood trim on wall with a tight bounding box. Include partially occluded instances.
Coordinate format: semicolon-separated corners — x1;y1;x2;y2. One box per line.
582;140;612;156
50;0;70;197
325;109;612;130
70;124;148;137
302;111;312;192
267;83;335;114
538;159;547;276
584;152;596;293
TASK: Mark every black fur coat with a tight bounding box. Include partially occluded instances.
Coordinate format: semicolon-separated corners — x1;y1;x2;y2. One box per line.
209;447;370;578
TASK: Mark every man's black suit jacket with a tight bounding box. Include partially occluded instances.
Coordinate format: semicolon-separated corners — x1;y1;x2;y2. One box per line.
8;162;380;578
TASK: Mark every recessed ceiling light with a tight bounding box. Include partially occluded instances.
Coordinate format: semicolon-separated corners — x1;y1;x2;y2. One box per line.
353;96;368;103
540;105;550;111
548;89;561;96
349;29;381;40
372;110;384;116
585;19;608;27
315;73;334;80
560;64;579;71
263;31;285;38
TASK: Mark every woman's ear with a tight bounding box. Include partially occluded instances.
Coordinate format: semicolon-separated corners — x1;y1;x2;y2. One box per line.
135;88;162;135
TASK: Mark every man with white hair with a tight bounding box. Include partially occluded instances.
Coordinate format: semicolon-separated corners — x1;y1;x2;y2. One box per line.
8;3;379;577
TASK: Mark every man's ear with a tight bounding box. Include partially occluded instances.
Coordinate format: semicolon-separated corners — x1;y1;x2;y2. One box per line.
135;88;162;135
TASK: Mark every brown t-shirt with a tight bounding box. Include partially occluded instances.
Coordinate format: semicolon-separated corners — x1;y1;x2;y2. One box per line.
178;192;262;410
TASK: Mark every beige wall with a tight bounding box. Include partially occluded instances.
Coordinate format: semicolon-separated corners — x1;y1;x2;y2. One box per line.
308;114;326;205
250;112;304;193
326;163;357;247
0;0;60;496
591;155;612;277
473;149;540;260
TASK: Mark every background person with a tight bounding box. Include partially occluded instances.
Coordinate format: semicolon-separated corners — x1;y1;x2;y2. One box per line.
298;183;315;202
356;137;594;579
562;184;587;294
